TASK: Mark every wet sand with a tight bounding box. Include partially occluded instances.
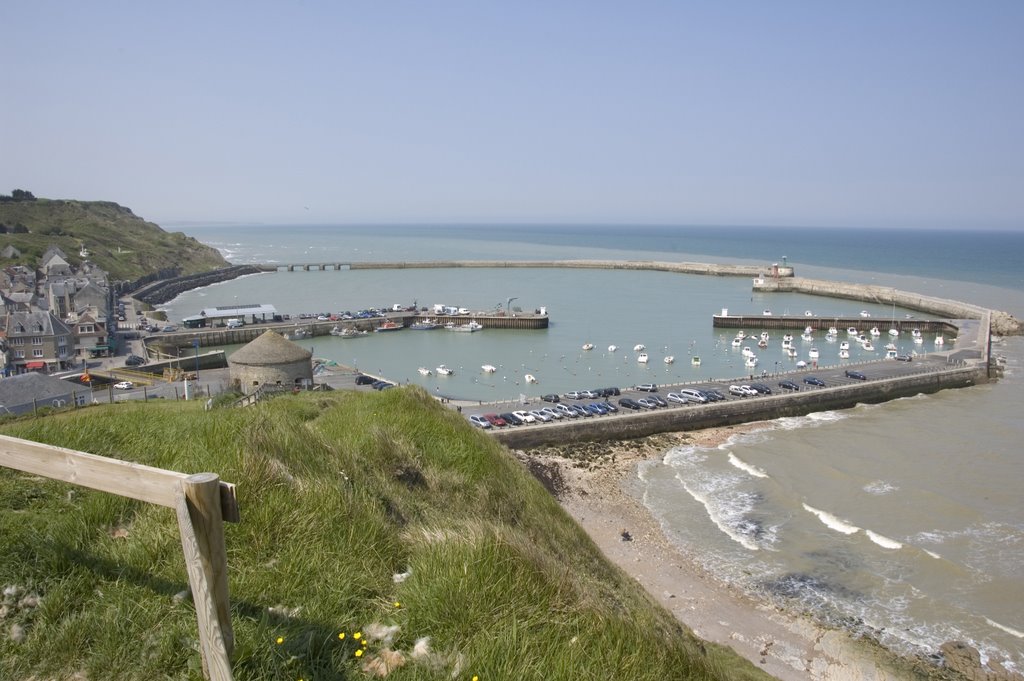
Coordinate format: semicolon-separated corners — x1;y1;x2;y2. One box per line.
514;427;999;681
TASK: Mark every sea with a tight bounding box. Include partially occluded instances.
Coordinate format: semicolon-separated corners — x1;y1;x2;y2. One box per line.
164;223;1024;672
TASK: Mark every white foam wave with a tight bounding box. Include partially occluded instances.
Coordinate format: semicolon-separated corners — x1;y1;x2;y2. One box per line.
803;503;861;535
863;480;899;495
663;444;706;466
985;617;1024;639
865;530;903;550
682;483;760;551
923;549;942;559
727;452;768;478
775;410;847;431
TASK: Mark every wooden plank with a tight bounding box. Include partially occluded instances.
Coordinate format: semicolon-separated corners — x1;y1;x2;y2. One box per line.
0;434;240;522
176;476;234;681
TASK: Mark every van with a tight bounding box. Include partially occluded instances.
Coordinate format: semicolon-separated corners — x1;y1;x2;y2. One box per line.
226;318;244;329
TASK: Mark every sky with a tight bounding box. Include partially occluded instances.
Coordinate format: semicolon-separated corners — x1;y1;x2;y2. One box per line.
3;2;1023;229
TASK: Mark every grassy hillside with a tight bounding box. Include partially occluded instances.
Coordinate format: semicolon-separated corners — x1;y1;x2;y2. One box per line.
0;388;771;681
0;198;228;280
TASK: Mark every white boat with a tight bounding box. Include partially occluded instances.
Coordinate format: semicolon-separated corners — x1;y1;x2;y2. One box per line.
847;327;858;336
731;338;742;347
285;327;309;340
633;344;646;352
781;339;793;350
663;356;675;364
809;347;819;359
436;364;455;376
782;334;794;342
742;346;755;357
888;328;900;337
745;355;758;367
760;331;770;341
409;319;439;330
805;310;814;316
524;374;538;384
418;367;432;376
786;347;798;357
691;356;701;366
448;320;483;332
839;340;850;351
860;310;871;318
763;309;772;316
735;331;746;339
481;364;497;373
862;341;875;351
637;353;649;363
885;342;897;351
911;328;922;339
804;326;814;335
607;345;618;352
885;349;898;359
870;326;881;337
935;335;945;345
827;326;839;336
757;339;768;349
839;349;850;359
796;360;807;368
801;333;814;342
582;343;594;351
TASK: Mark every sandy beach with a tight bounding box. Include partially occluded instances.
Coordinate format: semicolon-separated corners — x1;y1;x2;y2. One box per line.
514;427;1015;681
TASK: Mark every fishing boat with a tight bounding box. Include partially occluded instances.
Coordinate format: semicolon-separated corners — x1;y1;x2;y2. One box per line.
447;320;483;332
663;355;675;364
418;367;432;376
691;356;701;366
582;343;594;351
436;364;455;376
409;319;439;330
481;364;497;373
374;320;402;332
285;327;309;340
332;326;367;338
637;353;649;363
524;374;538;384
782;334;794;343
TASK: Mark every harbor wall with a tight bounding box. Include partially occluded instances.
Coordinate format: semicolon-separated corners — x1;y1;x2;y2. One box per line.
491;364;986;449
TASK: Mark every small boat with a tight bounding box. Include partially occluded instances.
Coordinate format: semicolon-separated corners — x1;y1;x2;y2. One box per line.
745;355;758;367
731;338;742;348
935;335;945;345
862;341;875;351
796;360;807;368
691;356;701;366
663;356;675;364
809;347;819;359
860;311;871;318
786;347;798;358
374;321;402;332
888;328;900;337
839;341;850;351
763;309;772;316
448;320;483;332
409;319;439;330
735;331;746;339
805;310;814;316
436;364;455;376
524;374;538;384
801;333;814;342
607;344;618;352
760;331;770;341
418;367;432;376
333;326;367;338
782;334;794;342
582;343;594;351
634;344;646;352
637;353;649;363
781;339;793;350
804;326;814;335
885;342;897;351
847;327;858;336
742;346;755;357
285;328;309;340
827;326;839;336
481;364;497;373
911;328;922;339
757;339;768;349
839;349;850;359
885;349;898;359
870;326;881;337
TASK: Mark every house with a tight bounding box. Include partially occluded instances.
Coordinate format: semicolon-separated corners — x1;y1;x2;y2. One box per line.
0;372;88;415
0;245;21;259
2;310;74;373
72;312;110;358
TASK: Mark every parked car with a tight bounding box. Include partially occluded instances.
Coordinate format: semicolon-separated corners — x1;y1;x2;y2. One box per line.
602;386;621;396
372;380;395;390
600;401;619;412
748;383;772;395
499;412;524;426
649;394;668;407
354;374;376;385
895;354;913;362
729;384;756;397
483;413;507;427
541;393;560;403
125;354;146;366
618;397;642;410
529;410;552;422
571;404;592;417
539;407;563;420
845;370;867;380
161;325;177;332
585;403;607;415
469;415;491;428
579;389;599;399
777;379;800;391
679;389;708;403
636;398;659;409
563;390;584;400
635;383;658;392
666;392;688;404
555;404;578;418
113;381;134;390
803;376;826;387
701;389;726;402
512;410;536;423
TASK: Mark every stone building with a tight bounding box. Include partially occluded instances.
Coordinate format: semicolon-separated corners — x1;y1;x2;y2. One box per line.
227;330;313;394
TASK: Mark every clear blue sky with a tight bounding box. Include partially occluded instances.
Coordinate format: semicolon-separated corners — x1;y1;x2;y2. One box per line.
3;2;1022;229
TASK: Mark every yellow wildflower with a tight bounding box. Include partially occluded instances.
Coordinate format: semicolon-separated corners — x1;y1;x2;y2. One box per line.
276;636;284;645
353;631;362;640
355;649;363;658
394;601;401;608
338;632;346;640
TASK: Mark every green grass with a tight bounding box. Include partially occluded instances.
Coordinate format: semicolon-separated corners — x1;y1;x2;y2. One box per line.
0;388;771;681
0;198;227;280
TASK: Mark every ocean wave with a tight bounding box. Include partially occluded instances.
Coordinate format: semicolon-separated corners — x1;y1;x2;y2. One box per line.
727;452;768;478
985;617;1024;639
803;503;861;535
863;479;899;495
775;410;847;431
865;530;903;550
681;481;761;551
662;444;707;466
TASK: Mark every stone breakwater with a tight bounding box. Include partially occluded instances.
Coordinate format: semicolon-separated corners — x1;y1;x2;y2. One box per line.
755;276;1022;336
132;265;265;305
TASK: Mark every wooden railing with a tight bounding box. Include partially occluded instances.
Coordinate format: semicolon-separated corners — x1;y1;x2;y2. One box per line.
0;434;240;680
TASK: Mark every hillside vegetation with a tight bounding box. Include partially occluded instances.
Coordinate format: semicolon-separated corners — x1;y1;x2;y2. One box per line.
0;197;228;280
0;388;770;681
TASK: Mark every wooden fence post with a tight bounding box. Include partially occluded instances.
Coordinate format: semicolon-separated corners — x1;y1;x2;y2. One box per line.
176;473;234;680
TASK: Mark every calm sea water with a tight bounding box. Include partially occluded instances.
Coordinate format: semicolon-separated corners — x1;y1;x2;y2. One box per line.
171;223;1024;671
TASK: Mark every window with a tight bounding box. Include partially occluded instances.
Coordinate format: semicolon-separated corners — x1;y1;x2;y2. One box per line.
31;336;43;345
14;350;24;358
33;349;44;358
79;324;94;333
10;337;24;346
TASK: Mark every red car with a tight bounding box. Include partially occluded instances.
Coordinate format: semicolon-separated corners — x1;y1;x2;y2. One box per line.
483;413;507;427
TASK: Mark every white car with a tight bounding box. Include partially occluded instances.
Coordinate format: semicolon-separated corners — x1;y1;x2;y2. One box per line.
529;410;552;422
666;392;688;404
512;410;536;424
113;381;134;390
469;415;491;428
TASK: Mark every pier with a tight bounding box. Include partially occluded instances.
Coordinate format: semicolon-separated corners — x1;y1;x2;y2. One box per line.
712;314;959;334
